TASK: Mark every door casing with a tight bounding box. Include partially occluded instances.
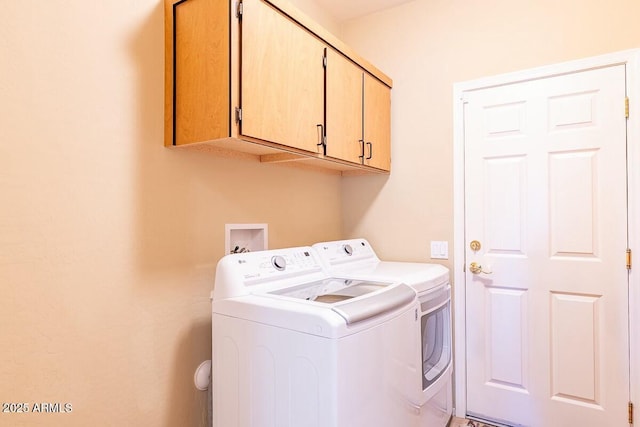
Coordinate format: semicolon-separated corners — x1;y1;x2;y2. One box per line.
453;48;640;419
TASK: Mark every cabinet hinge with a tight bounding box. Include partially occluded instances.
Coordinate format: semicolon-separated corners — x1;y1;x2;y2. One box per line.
323;53;327;68
627;248;632;270
626;97;630;119
629;401;634;425
236;0;243;19
235;107;242;124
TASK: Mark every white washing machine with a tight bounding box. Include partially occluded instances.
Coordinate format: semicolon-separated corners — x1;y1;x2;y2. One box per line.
313;238;453;427
211;246;420;427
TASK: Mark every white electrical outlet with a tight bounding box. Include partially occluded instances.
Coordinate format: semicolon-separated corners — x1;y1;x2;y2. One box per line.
430;241;449;260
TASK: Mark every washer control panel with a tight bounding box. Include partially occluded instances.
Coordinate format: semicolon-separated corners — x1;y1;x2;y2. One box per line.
271;255;287;271
232;247;322;285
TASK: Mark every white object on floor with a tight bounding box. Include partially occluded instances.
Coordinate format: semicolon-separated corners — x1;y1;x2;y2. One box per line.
193;360;211;391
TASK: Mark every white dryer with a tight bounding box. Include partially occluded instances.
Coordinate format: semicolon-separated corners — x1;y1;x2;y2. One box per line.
313;238;453;427
211;246;420;427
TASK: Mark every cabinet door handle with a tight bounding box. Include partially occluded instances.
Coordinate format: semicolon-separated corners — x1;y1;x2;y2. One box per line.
316;124;326;154
358;139;365;160
366;142;373;160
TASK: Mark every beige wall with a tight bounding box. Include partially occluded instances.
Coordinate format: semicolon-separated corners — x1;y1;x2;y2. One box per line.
5;0;640;424
339;0;640;268
0;1;340;426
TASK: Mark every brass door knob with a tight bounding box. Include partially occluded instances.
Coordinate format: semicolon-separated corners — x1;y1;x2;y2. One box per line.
469;262;492;275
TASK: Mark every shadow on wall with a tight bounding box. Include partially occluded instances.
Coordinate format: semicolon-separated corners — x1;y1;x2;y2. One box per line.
128;0;243;281
129;0;246;280
164;319;212;427
128;2;212;426
341;174;389;236
130;0;203;278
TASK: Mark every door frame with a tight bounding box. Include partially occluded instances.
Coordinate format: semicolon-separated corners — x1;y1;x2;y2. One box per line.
452;49;640;419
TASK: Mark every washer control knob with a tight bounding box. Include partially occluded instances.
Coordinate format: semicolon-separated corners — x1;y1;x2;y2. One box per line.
272;255;286;271
343;244;353;256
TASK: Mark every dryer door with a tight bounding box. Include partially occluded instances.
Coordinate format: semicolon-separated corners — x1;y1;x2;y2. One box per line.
421;285;452;390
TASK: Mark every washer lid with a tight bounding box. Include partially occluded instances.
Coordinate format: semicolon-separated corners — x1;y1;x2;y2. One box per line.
331;283;415;325
269;279;416;325
270;277;386;302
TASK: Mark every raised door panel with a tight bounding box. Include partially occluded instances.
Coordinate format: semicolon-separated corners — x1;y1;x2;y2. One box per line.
363;74;391;171
325;48;364;164
241;0;325;154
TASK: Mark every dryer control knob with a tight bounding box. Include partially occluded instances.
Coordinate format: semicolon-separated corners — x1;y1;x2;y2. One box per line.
272;255;286;271
343;244;353;256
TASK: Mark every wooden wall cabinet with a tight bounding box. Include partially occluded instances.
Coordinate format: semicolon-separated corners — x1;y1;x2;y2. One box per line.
363;74;391;170
325;48;364;165
325;49;391;171
165;0;393;174
241;0;325;154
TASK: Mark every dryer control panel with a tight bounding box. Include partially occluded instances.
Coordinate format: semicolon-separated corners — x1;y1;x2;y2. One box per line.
313;238;379;267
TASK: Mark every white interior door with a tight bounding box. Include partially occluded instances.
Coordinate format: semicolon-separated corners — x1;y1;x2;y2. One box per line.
463;64;629;426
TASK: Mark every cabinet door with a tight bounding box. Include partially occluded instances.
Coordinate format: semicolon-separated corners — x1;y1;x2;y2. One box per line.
325;48;364;164
363;74;391;171
241;0;325;153
168;0;230;146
